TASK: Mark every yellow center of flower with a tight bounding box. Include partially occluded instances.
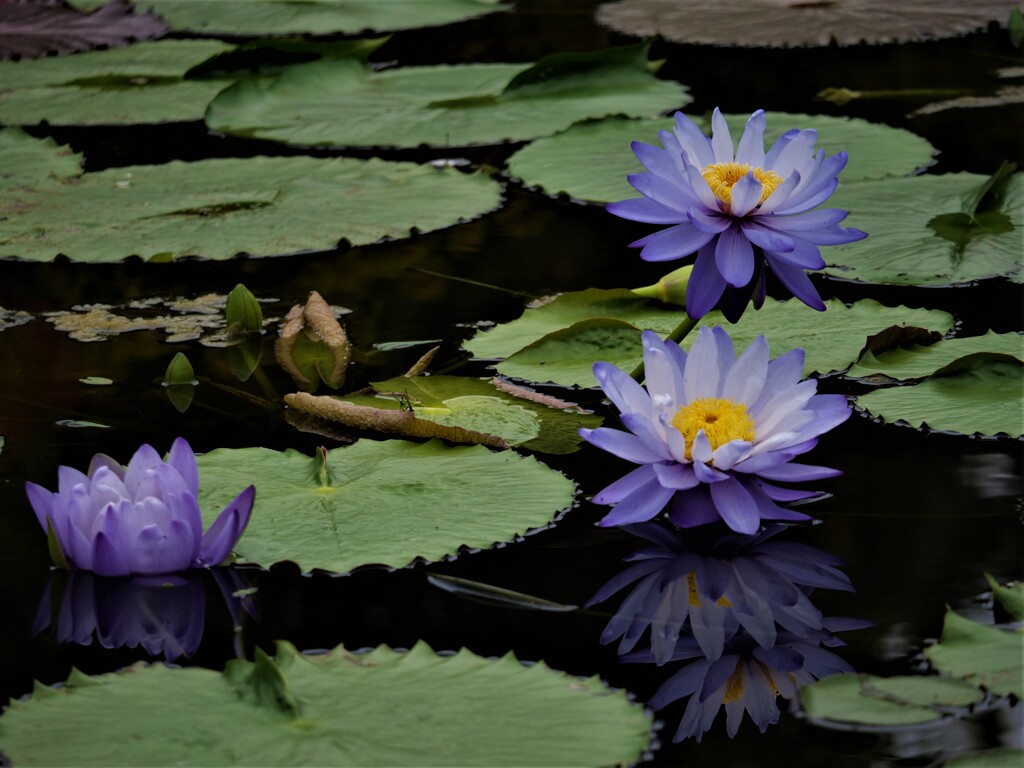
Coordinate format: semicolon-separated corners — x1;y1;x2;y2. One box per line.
701;162;783;207
723;661;745;703
671;398;756;461
687;572;732;608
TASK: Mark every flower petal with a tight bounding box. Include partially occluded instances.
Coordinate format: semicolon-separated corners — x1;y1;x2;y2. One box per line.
685;242;728;320
607;196;687;224
653;463;700;490
636;222;715;262
580;427;666;464
709;108;735;164
728;172;764;218
710;476;761;534
735;110;766;167
764;254;826;311
757;463;842;482
598;482;674;526
722;336;769;404
594;361;651;417
167;437;200;497
593;464;659;504
715;225;755;288
196;485;255;567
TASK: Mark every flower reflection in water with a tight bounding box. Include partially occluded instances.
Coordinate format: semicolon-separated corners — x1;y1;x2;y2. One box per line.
32;569;255;662
590;522;868;742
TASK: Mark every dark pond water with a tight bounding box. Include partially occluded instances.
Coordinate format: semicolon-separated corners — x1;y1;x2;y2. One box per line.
1;1;1022;765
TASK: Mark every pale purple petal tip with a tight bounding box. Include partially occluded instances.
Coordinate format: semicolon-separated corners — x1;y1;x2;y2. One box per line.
166;437;200;497
196;485;255;567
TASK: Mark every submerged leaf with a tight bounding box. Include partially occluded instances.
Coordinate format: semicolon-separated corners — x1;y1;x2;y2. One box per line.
0;0;168;61
196;441;574;573
0;641;651;766
596;0;1019;47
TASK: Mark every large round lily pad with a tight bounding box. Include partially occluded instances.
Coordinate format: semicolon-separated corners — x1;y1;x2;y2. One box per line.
924;609;1023;697
825;172;1023;286
196;440;575;574
71;0;507;36
596;0;1019;47
507;112;935;203
0;641;652;766
0;129;502;262
0;39;234;125
205;45;690;148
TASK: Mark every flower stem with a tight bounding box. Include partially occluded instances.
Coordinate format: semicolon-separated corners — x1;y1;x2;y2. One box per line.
629;315;699;383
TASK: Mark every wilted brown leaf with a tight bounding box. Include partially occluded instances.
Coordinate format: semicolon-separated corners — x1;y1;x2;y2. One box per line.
490;377;592;414
0;0;168;60
274;291;352;392
597;0;1018;47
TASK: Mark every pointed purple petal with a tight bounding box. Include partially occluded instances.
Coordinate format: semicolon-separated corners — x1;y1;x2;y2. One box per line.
196;485;255;567
166;438;199;497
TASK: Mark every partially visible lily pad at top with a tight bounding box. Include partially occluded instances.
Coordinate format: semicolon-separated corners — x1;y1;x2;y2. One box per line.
71;0;508;36
0;641;652;767
595;0;1020;47
0;39;234;126
506;112;936;203
0;129;502;262
824;172;1023;286
467;290;953;387
195;441;575;574
856;352;1024;437
205;44;690;148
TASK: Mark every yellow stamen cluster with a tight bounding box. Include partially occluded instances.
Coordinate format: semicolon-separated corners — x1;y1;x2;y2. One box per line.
671;398;756;461
701;162;783;208
686;572;732;608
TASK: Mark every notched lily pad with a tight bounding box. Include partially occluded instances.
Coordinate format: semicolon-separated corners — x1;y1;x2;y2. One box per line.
0;130;503;262
196;440;575;574
71;0;509;36
800;672;985;729
0;641;651;767
596;0;1020;47
826;171;1023;286
848;331;1023;382
924;609;1024;697
507;112;935;204
856;349;1024;437
0;0;168;61
206;44;690;148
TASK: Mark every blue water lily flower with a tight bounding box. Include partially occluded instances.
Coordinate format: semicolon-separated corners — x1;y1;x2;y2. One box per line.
608;109;867;321
579;327;850;533
25;438;254;577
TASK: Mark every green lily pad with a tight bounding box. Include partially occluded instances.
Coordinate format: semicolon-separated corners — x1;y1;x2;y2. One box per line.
507;112;936;203
924;609;1024;697
856;353;1024;436
848;331;1023;381
468;291;952;387
987;573;1024;620
825;172;1023;285
800;672;985;727
945;749;1024;768
0;39;235;125
196;440;575;574
338;375;602;454
71;0;507;36
0;129;502;262
0;641;651;766
205;45;690;148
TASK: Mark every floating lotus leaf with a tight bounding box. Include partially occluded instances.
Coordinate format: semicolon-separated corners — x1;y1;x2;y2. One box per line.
205;44;690;148
469;291;952;387
0;641;651;766
71;0;507;35
800;672;985;727
924;609;1024;697
507;112;935;203
195;440;575;574
0;39;234;125
0;0;167;61
596;0;1019;47
856;353;1024;437
335;374;601;453
945;749;1024;768
825;173;1023;286
848;331;1023;381
0;130;502;262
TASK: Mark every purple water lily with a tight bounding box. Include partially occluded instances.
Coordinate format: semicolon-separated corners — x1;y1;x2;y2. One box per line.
25;438;254;577
608;109;867;321
579;327;850;533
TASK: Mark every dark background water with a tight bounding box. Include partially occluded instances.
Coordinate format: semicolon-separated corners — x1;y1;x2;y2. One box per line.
1;1;1022;765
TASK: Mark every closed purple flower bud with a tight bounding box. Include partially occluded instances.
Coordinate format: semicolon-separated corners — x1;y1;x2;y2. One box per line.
25;438;254;577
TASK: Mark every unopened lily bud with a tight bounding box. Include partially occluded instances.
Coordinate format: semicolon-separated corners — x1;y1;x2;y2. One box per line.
632;265;693;306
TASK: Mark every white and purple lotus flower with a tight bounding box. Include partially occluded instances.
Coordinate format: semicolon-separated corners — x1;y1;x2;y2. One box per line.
580;327;850;533
608;108;867;321
25;438;254;577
